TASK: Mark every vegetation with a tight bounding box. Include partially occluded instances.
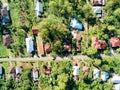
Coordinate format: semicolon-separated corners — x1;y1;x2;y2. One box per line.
0;0;119;57
0;57;119;89
0;0;120;89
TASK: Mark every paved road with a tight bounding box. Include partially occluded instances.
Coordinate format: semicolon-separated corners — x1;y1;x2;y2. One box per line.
0;55;91;61
0;54;119;62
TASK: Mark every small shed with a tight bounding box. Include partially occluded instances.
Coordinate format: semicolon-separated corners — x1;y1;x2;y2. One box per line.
44;42;51;54
0;66;3;78
93;6;102;18
93;68;100;80
112;74;120;84
91;0;106;6
63;43;72;53
32;68;39;82
93;6;102;14
76;41;81;52
32;26;39;35
101;71;109;82
38;38;44;56
16;66;22;75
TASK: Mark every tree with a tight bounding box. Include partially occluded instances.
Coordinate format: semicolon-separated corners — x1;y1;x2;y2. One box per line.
11;29;26;57
37;15;70;55
0;45;9;58
86;47;97;57
57;73;69;89
103;0;120;36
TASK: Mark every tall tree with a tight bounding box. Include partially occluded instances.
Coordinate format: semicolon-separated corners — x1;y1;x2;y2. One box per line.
37;15;70;55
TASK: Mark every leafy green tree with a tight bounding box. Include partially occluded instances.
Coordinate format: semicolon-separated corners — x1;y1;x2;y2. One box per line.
48;0;73;19
86;47;97;57
20;69;33;90
9;0;21;28
37;15;70;55
5;78;15;90
103;0;120;36
0;45;9;57
11;29;26;57
57;73;69;89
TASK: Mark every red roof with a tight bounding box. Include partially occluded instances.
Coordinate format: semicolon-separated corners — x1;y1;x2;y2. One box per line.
110;37;120;47
92;37;98;42
76;41;81;52
38;38;44;55
91;37;107;49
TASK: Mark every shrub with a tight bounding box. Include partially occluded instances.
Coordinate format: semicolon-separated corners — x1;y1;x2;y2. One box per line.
93;59;101;67
0;45;9;58
86;47;97;57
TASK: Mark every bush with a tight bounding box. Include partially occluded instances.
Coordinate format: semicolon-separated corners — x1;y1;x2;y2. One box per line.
116;48;120;53
93;59;101;67
87;47;97;57
0;57;119;89
101;64;110;72
0;45;9;58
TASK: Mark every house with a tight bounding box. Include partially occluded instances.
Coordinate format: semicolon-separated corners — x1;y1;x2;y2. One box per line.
34;0;43;17
2;29;11;47
1;3;10;25
91;0;106;6
110;37;120;47
70;18;84;31
92;37;107;49
71;31;82;52
93;6;102;18
115;84;120;90
26;33;34;55
44;42;51;54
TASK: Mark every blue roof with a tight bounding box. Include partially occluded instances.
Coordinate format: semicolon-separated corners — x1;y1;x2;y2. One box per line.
0;66;3;75
70;18;83;31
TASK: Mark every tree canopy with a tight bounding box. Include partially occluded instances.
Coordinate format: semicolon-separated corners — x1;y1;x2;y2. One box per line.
0;0;120;57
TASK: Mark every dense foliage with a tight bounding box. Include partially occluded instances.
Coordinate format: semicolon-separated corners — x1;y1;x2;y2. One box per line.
0;0;120;57
0;57;120;89
0;1;120;90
